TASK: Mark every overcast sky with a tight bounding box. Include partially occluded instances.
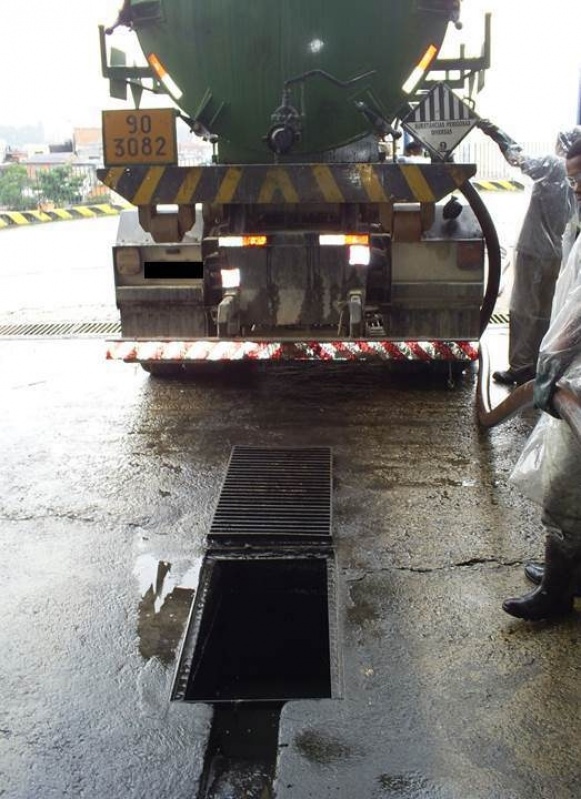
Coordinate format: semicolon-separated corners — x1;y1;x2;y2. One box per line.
0;0;579;143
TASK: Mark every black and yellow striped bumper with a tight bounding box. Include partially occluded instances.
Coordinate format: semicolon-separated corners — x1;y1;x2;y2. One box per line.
96;162;477;206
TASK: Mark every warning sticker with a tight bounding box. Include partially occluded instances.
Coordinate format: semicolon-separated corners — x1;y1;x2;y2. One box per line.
402;83;477;160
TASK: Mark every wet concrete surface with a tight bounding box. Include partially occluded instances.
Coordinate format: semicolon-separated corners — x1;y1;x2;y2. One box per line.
3;334;581;798
4;192;581;798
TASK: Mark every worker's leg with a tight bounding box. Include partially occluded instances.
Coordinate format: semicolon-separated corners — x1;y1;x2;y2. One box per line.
494;254;561;384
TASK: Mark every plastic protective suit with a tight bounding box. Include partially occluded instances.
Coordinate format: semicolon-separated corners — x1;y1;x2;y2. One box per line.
510;232;581;528
504;231;581;619
478;122;581;383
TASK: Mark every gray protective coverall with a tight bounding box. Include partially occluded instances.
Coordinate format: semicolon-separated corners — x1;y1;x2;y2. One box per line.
508;155;575;376
478;123;580;382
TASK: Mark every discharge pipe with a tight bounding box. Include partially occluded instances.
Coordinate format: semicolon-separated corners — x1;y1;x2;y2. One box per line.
477;340;581;448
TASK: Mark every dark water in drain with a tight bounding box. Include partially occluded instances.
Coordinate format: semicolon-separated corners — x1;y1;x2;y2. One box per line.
185;557;332;701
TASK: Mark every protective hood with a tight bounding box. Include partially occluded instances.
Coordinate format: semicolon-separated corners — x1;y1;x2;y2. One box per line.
556;127;581;157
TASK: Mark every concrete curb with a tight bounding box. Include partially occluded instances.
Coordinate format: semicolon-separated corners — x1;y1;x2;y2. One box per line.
0;203;131;229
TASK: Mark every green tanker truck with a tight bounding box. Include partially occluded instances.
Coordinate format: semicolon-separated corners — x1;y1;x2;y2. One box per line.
97;0;498;374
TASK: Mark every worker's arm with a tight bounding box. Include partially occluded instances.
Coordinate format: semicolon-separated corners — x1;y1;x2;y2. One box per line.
476;119;524;167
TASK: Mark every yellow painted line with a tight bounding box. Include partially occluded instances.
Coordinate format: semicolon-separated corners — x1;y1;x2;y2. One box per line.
176;168;203;203
0;218;7;228
53;209;74;220
400;165;436;202
7;212;30;225
357;164;388;202
312;165;344;203
215;167;243;203
132;166;166;205
258;168;300;203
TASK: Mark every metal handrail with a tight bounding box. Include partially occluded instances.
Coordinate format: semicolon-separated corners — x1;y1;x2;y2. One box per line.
477;340;581;448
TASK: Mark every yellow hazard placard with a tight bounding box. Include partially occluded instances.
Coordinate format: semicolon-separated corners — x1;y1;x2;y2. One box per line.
102;109;177;167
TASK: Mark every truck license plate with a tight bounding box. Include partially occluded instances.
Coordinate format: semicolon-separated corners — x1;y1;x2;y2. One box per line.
102;109;177;167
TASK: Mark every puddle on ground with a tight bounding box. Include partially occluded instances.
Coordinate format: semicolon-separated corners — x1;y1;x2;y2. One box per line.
134;554;200;664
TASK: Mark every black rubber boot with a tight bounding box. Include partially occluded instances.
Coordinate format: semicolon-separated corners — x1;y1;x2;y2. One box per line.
524;562;545;585
492;367;536;386
524;561;581;596
503;537;577;620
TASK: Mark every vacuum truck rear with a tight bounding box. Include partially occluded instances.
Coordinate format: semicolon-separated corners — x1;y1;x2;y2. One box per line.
97;0;498;374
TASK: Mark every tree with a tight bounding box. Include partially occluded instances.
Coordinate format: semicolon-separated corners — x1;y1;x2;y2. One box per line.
36;166;85;207
0;164;33;211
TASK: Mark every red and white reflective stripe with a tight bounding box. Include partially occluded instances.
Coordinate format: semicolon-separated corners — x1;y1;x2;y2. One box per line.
106;340;479;363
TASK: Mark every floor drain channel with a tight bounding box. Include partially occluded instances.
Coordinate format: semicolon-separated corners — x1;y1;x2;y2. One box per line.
172;446;338;798
198;702;283;798
0;320;122;338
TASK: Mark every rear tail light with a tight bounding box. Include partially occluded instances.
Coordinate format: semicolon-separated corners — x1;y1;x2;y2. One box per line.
319;234;369;246
219;236;268;247
221;268;241;289
349;245;370;266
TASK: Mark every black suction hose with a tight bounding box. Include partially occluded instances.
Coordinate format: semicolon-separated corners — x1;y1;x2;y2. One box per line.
459;179;501;337
461;180;581;445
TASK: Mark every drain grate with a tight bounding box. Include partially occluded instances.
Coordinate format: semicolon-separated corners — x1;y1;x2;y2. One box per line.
0;321;122;338
209;446;332;542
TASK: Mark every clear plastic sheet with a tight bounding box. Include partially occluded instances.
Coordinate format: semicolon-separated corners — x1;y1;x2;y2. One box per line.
510;236;581;517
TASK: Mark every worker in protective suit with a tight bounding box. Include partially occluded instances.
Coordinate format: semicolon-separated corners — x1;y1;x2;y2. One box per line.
477;121;581;385
502;137;581;620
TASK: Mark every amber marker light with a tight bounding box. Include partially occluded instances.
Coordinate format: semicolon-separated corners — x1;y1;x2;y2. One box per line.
219;236;268;247
147;52;184;100
319;234;369;246
401;44;439;94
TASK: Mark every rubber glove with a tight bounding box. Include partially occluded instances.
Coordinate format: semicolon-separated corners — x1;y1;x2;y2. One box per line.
533;358;565;418
476;119;522;155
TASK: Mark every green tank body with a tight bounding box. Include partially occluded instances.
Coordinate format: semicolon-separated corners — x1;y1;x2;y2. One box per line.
128;0;454;162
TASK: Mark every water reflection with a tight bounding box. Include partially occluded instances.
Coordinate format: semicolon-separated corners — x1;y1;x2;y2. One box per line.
134;555;199;664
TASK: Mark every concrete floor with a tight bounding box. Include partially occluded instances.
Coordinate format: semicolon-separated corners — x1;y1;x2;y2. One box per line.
2;332;581;799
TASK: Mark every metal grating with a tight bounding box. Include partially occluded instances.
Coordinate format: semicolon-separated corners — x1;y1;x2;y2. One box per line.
209;446;332;542
0;321;122;338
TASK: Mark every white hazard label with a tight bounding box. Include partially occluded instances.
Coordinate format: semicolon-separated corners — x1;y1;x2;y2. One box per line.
402;82;477;160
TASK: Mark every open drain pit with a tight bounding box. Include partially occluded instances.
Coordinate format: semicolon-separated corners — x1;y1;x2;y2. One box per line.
173;554;335;703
